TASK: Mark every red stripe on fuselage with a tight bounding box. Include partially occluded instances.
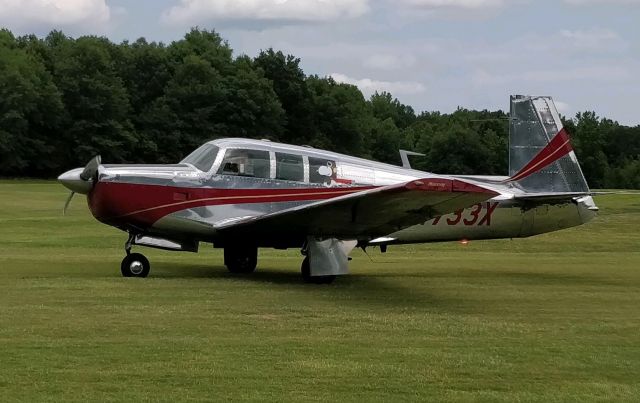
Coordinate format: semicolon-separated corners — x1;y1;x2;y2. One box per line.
88;182;374;228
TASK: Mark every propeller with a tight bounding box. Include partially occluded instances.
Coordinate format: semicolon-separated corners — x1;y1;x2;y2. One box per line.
58;156;102;216
63;191;75;216
80;155;101;181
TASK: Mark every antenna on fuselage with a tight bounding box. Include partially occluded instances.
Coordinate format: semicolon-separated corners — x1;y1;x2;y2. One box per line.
399;150;425;169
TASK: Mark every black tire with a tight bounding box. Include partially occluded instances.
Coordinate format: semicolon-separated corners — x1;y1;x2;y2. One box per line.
300;256;336;284
121;253;150;278
224;246;258;274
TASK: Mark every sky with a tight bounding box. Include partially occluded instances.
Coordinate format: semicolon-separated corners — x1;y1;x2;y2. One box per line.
1;0;639;125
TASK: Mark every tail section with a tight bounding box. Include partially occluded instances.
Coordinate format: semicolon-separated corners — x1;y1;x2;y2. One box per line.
507;95;589;193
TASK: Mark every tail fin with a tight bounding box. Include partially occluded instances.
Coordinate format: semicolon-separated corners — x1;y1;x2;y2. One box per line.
506;95;590;193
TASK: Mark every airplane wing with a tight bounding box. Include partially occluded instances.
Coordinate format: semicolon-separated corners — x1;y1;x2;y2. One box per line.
215;178;499;241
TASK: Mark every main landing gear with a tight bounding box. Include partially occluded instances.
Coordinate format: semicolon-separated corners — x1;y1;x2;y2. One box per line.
224;245;258;274
117;234;338;284
300;256;336;284
120;234;150;278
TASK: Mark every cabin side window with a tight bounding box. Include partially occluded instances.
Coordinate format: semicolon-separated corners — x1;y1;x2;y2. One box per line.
217;149;271;179
275;153;304;182
309;157;336;184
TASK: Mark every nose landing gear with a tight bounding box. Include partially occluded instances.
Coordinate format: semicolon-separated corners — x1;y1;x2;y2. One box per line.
121;233;150;278
121;253;150;277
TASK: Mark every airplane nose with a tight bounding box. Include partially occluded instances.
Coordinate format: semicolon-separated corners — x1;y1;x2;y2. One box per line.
58;168;93;194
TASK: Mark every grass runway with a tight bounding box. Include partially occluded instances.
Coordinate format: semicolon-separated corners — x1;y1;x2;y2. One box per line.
1;181;639;401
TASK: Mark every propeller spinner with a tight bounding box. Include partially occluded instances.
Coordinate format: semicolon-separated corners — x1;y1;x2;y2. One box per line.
58;156;101;215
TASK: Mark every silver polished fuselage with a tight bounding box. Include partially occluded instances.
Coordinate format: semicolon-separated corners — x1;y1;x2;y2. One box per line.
84;138;597;248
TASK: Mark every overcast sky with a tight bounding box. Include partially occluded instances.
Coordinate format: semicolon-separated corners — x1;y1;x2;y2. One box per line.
1;0;639;125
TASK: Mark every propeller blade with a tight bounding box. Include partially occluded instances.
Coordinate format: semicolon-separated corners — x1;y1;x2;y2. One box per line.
80;155;101;181
63;191;75;216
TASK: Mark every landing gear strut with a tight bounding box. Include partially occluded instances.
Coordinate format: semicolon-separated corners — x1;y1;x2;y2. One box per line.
300;256;336;284
224;245;258;274
121;233;150;278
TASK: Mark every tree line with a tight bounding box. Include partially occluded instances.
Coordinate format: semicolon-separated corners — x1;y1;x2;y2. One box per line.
1;28;638;188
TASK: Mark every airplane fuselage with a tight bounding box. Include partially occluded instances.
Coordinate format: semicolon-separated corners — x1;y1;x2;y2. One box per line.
80;138;597;249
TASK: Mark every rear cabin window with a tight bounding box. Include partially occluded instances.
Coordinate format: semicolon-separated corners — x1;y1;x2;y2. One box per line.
309;157;336;184
218;149;270;179
276;153;303;182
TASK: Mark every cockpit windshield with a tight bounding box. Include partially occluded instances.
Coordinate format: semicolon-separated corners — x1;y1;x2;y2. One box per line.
181;144;220;172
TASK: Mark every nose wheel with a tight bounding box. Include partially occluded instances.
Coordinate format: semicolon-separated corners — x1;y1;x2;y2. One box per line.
121;234;150;277
121;252;150;277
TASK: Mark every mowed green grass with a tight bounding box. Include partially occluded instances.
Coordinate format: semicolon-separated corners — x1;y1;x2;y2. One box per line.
1;181;639;402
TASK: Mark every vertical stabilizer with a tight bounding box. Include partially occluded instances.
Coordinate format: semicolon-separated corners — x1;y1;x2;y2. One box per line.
508;95;589;193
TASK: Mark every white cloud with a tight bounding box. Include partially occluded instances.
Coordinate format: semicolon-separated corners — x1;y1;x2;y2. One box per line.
391;0;517;22
559;28;621;50
0;0;111;31
554;101;570;114
162;0;369;25
398;0;505;9
330;73;426;97
363;54;417;70
563;0;640;4
401;0;640;9
472;65;631;87
515;29;628;55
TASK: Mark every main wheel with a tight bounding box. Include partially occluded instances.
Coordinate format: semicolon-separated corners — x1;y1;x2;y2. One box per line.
224;246;258;274
300;256;336;284
121;253;150;278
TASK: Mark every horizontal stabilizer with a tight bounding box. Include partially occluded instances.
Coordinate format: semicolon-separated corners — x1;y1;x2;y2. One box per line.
514;192;591;202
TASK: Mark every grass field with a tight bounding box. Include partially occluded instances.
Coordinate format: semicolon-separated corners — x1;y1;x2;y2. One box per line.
1;181;639;402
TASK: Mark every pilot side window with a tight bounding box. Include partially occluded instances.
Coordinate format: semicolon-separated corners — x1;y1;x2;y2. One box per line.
218;149;271;179
275;153;303;182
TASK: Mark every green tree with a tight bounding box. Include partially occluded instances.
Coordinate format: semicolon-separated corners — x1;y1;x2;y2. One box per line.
149;53;285;162
116;38;172;161
150;54;226;162
0;27;638;188
253;49;314;144
48;35;136;167
369;92;416;129
222;55;285;139
0;30;64;176
306;76;371;155
606;158;640;189
168;28;233;74
368;118;403;164
403;120;436;171
424;124;493;175
570;111;611;188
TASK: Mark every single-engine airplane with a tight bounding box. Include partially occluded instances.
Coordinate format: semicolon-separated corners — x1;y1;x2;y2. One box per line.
59;95;598;283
